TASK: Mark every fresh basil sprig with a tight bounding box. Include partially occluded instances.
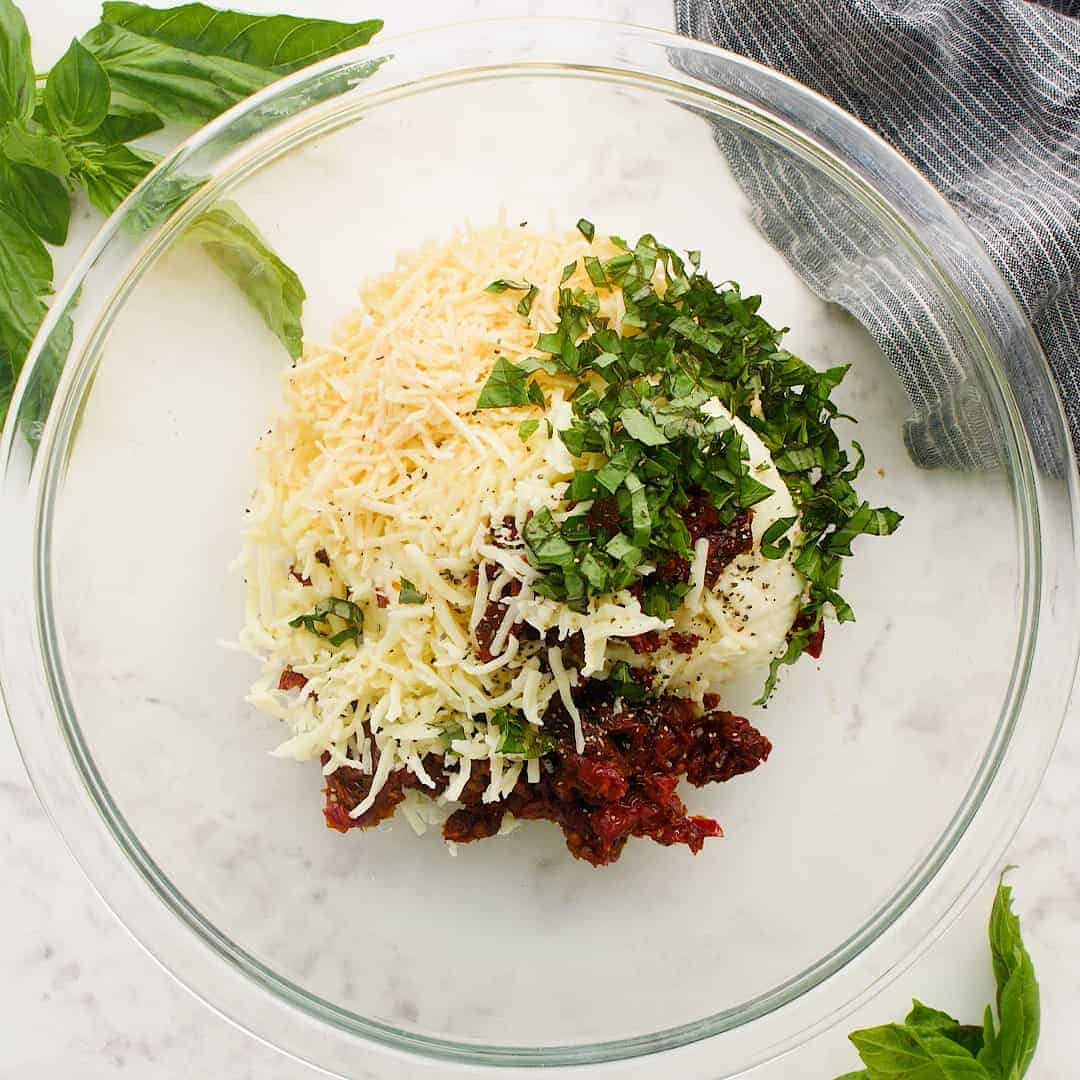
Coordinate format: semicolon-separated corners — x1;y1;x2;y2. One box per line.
838;872;1039;1079
0;0;382;443
398;578;427;604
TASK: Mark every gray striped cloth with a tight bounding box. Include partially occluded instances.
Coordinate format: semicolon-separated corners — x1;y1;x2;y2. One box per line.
675;0;1080;471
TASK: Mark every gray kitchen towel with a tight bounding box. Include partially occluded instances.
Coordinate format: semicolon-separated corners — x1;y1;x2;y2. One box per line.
674;0;1080;471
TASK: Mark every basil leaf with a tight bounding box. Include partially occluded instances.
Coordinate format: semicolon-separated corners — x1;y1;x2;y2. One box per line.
518;354;561;376
522;507;574;568
19;289;76;447
906;1003;963;1034
736;472;774;508
517;418;539;442
576;217;594;242
620;407;668;446
988;871;1024;997
0;158;70;244
493;709;527;754
289;596;363;645
903;1002;985;1061
848;1024;992;1078
584;255;607;287
0;204;51;429
86;106;164;145
74;143;155;215
2;124;71;175
760;515;797;559
989;876;1039;1079
828;502;904;555
669;313;724;356
398;578;427;604
100;2;382;74
484;278;529;293
124;168;205;234
560;260;576;284
45;39;111;136
476;357;531;409
976;1005;1001;1078
184;201;306;359
774;445;825;472
595;443;639;494
517;284;538;317
84;22;275;125
0;0;34;123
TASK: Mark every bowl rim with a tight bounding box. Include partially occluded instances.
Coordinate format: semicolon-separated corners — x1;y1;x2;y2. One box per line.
2;16;1077;1078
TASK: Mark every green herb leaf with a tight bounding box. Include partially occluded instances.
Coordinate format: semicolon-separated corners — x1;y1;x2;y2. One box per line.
478;219;898;624
848;1023;992;1078
0;204;51;431
83;22;276;125
668;313;724;356
21;291;75;447
522;507;574;568
828;502;904;556
977;1005;1001;1078
2;124;71;175
398;578;427;604
289;596;363;646
74;142;154;215
484;278;530;293
619;407;669;446
576;217;594;242
184;201;306;359
584;255;607;287
759;516;795;559
517;283;538;317
45;38;111;136
0;157;70;244
560;260;576;284
476;357;532;409
85;105;164;145
837;877;1038;1080
100;2;382;74
989;873;1040;1079
518;418;539;442
0;0;34;123
904;1002;985;1060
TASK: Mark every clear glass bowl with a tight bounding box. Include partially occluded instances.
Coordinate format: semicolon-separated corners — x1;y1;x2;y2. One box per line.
1;19;1076;1079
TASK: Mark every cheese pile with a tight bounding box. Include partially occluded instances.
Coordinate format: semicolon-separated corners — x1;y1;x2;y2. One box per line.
238;224;803;821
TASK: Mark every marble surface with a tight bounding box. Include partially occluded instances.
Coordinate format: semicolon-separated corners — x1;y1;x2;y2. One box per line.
3;1;1078;1078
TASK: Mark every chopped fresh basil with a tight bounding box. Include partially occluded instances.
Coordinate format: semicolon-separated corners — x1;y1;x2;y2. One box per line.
398;577;427;604
518;418;540;442
517;283;538;317
484;278;530;293
760;515;797;559
289;596;363;646
474;221;899;662
476;357;532;409
576;217;595;242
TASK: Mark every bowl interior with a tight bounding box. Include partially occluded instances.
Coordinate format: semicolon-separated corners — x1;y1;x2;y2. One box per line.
42;68;1023;1052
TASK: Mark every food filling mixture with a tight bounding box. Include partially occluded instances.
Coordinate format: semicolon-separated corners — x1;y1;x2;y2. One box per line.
238;221;900;865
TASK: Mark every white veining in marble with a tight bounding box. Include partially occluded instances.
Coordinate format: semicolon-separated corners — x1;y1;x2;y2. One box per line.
3;1;1077;1078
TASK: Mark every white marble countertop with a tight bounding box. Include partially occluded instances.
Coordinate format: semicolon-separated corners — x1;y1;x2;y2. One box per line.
3;1;1078;1077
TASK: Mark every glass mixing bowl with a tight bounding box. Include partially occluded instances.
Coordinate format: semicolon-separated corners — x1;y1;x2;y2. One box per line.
1;19;1076;1080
